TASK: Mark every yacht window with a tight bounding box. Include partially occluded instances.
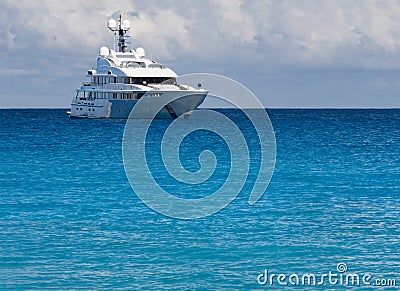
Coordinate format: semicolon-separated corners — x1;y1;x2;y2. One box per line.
127;77;177;85
76;91;83;100
163;78;177;85
127;62;136;68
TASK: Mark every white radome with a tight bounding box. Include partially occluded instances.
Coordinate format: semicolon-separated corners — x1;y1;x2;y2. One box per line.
107;19;117;31
136;47;145;58
99;46;109;57
122;19;130;30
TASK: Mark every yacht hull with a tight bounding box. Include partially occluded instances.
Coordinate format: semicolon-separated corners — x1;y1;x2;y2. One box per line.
69;91;207;119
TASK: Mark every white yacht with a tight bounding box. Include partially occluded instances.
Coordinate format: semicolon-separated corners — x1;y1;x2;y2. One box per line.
68;16;207;119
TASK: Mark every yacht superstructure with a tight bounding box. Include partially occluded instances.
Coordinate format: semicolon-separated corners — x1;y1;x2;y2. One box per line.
68;15;207;119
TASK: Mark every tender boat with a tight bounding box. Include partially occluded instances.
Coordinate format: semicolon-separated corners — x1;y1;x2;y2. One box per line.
68;15;207;119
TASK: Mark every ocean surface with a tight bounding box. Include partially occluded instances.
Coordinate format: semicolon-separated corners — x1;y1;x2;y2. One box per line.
0;109;399;289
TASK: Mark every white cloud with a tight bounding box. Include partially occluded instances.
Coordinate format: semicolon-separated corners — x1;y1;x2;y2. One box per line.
250;0;400;68
1;0;400;107
3;0;400;67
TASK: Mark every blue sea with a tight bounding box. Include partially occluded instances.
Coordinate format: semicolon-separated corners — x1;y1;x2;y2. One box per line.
0;109;399;289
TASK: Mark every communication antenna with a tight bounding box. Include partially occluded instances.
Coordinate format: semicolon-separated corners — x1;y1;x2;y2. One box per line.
108;15;131;53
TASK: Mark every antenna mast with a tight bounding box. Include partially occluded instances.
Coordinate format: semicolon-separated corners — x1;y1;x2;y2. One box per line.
108;15;131;53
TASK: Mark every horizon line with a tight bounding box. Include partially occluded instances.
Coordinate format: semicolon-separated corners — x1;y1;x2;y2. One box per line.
1;107;400;110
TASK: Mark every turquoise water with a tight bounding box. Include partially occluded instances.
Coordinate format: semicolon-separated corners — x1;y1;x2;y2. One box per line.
0;109;399;289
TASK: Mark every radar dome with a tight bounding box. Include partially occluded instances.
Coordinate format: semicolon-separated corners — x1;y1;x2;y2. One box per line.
136;47;145;58
122;20;130;30
99;46;110;57
108;19;117;30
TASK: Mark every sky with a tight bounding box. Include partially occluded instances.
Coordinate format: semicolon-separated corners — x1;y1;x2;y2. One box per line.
1;0;400;108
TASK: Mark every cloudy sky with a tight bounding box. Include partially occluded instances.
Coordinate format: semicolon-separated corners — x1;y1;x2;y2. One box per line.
1;0;400;108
